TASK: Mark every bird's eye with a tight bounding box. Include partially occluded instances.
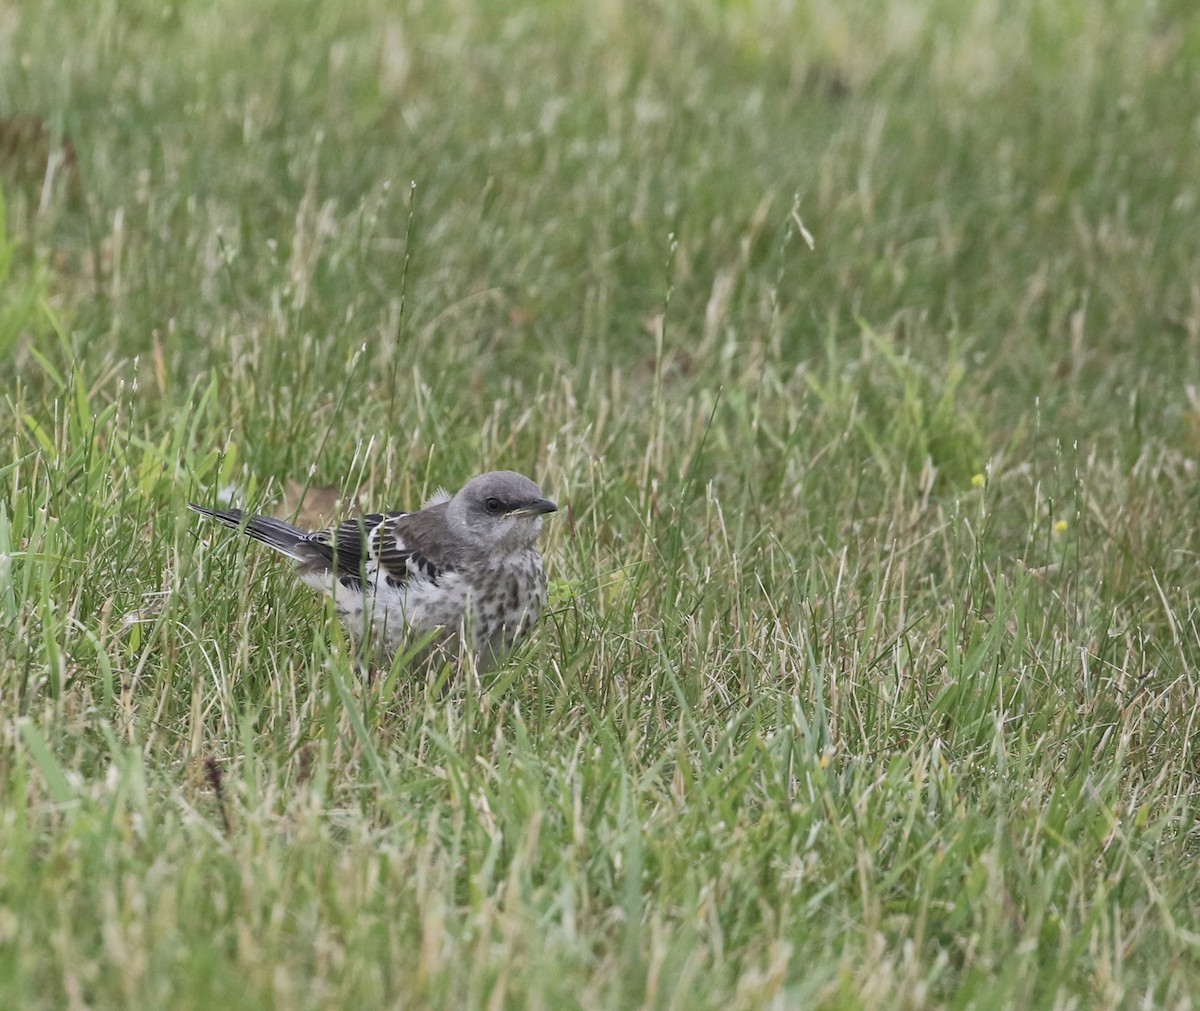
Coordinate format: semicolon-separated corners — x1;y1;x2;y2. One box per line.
485;497;503;514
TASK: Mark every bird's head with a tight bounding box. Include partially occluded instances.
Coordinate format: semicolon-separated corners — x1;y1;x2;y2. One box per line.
448;470;557;553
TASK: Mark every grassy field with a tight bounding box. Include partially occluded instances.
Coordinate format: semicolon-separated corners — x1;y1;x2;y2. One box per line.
2;0;1200;1007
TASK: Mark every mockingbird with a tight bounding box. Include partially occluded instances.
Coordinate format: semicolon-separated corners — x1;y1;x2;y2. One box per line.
189;470;557;667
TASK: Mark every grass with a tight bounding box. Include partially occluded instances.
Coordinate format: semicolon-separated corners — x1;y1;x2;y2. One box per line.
2;0;1200;1006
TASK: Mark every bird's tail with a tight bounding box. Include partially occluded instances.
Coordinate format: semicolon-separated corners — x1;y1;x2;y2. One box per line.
188;503;309;561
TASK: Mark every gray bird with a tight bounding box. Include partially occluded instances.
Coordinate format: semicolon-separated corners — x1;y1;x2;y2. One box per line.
189;470;557;667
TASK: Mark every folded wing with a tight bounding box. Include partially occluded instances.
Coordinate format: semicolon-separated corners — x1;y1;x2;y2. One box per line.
190;501;460;592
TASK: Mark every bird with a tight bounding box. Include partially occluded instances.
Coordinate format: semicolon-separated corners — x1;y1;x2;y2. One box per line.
188;470;557;669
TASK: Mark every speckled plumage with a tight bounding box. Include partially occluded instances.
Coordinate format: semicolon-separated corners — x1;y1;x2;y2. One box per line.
189;470;557;668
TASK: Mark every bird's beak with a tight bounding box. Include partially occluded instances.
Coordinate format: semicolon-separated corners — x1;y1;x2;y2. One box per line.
511;498;558;517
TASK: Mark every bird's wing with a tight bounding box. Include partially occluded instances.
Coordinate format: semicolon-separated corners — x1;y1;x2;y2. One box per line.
298;503;457;590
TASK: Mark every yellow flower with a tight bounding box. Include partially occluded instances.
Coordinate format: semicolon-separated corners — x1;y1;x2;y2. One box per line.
970;473;986;489
1054;519;1069;534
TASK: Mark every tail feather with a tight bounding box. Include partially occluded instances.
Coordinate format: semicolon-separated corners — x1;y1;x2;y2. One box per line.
188;503;309;561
